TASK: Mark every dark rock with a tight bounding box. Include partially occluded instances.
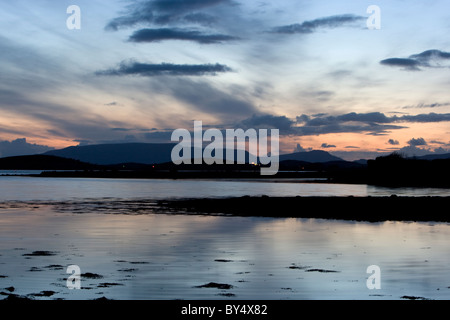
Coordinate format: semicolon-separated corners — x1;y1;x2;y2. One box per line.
23;251;58;257
82;273;103;279
195;282;233;290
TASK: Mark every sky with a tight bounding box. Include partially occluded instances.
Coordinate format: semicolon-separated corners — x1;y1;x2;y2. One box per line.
1;0;450;160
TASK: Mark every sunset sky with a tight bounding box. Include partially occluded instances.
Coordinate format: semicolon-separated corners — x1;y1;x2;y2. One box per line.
1;0;450;160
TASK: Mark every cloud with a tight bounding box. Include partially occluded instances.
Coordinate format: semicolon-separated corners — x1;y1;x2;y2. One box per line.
430;140;447;145
409;50;450;66
239;114;296;135
271;14;365;34
182;12;217;26
380;58;421;71
105;101;121;106
294;112;406;136
0;138;54;158
105;0;233;31
380;49;450;71
199;111;450;139
293;143;312;153
398;113;450;123
407;137;427;146
393;143;450;158
111;128;132;132
289;112;450;136
128;28;239;44
402;102;450;109
321;143;336;149
96;60;233;77
433;147;450;154
388;139;399;145
149;77;259;119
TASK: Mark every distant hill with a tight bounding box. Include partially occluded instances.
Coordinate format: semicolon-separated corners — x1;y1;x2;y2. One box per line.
279;159;365;171
44;143;176;165
412;153;450;161
353;159;368;165
279;150;343;163
368;153;450;187
43;143;261;165
42;143;346;167
0;155;99;170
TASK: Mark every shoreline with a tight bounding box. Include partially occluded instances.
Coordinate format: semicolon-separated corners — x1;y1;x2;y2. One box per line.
155;195;450;223
1;169;445;188
3;172;450;189
0;194;449;223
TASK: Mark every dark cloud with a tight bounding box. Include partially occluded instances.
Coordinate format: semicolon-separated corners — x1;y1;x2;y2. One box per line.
239;114;296;135
271;14;365;34
407;137;427;146
321;143;336;149
297;112;392;126
242;113;400;136
105;0;233;30
287;112;450;136
366;132;390;136
0;138;54;158
388;139;399;145
128;28;239;44
96;60;232;77
294;112;403;135
402;102;450;109
335;112;392;123
409;50;450;64
430;140;446;145
111;128;132;132
380;58;421;71
182;12;217;26
398;113;450;123
380;50;450;71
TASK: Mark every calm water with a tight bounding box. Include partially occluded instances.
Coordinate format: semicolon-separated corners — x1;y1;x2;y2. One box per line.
1;176;450;201
1;176;450;300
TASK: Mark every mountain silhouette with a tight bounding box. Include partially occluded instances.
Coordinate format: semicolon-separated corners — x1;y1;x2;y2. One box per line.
412;152;450;160
44;143;176;165
43;143;344;165
279;150;343;163
0;155;99;170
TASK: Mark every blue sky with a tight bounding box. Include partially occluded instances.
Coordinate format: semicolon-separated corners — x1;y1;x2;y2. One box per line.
1;0;450;160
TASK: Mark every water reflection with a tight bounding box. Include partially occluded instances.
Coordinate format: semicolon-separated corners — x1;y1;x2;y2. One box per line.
1;203;449;300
